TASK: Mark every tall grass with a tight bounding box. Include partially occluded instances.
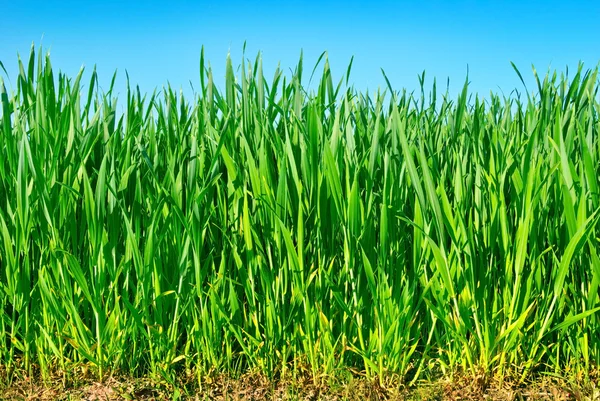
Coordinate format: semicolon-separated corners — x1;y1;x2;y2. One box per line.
1;46;599;385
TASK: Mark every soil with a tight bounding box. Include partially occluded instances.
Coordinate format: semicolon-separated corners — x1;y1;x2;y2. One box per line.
1;368;598;400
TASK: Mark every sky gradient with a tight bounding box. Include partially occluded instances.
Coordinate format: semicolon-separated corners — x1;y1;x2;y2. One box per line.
2;1;600;101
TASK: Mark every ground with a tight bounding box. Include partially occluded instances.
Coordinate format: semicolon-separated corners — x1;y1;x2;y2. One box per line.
1;370;598;400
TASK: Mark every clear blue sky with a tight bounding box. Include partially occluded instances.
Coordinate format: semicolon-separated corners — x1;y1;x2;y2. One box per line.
2;1;600;101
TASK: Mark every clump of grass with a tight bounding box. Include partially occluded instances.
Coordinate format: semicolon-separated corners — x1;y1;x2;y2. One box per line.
0;45;599;388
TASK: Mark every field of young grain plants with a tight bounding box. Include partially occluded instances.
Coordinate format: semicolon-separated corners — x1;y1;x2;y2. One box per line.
0;47;599;394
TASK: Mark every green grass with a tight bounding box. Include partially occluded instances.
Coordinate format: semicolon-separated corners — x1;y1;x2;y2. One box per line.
0;45;599;388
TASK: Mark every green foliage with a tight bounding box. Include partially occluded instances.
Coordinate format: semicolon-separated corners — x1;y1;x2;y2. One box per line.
1;45;599;384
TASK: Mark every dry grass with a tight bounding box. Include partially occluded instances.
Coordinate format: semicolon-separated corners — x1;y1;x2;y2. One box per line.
1;366;598;401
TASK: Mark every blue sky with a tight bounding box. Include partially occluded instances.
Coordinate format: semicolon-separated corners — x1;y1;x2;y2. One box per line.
1;1;600;101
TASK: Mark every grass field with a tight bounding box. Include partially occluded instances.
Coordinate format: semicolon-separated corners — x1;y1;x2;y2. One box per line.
0;47;599;399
